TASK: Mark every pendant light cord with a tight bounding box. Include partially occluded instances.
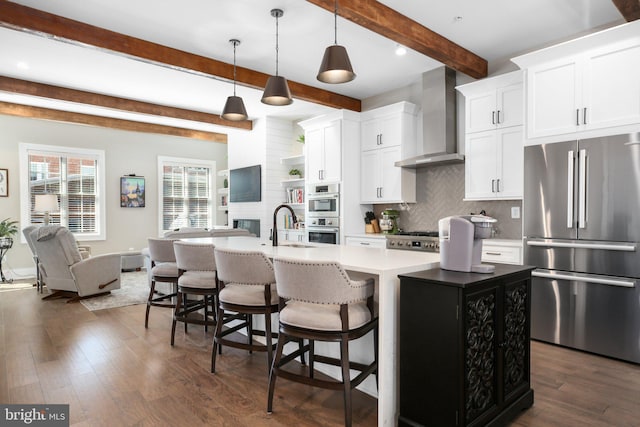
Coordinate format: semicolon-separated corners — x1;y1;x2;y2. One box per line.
275;13;280;76
232;41;237;96
334;0;338;45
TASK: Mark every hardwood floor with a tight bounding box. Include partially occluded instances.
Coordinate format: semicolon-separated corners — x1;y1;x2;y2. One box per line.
1;287;639;426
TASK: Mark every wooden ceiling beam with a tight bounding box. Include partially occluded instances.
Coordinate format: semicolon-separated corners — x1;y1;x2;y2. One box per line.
0;76;252;131
0;2;361;112
306;0;488;79
611;0;640;21
0;101;227;143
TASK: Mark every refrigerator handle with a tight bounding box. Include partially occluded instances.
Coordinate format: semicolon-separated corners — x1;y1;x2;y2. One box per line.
526;239;636;251
567;150;575;228
578;149;587;229
532;269;636;288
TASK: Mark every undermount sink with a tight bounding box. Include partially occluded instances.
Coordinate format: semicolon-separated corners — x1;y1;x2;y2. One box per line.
279;243;315;248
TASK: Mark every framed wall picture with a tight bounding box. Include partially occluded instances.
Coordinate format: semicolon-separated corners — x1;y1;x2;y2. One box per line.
0;169;7;197
120;176;145;207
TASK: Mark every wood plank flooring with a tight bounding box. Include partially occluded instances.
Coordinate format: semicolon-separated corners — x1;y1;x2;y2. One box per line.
1;287;639;426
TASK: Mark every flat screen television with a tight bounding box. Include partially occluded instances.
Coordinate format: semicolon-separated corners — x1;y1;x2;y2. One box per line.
229;164;262;202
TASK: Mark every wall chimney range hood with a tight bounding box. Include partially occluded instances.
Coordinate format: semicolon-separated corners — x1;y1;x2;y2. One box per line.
395;66;464;168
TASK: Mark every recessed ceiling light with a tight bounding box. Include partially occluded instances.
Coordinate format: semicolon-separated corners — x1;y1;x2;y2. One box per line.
395;44;407;56
17;61;30;70
454;16;463;23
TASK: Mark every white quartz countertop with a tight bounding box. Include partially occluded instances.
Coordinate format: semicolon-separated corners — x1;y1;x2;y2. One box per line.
185;236;439;275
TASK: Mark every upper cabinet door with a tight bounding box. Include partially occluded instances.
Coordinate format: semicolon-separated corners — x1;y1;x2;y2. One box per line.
527;58;581;139
496;83;524;129
305;127;324;183
584;42;640;131
322;120;342;183
466;92;497;134
361;114;402;151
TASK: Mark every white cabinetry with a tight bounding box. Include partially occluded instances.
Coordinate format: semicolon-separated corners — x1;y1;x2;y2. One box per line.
360;102;418;204
305;120;341;183
345;236;386;249
457;71;524;200
481;239;523;265
465;127;523;200
217;169;229;211
512;21;640;141
463;78;523;134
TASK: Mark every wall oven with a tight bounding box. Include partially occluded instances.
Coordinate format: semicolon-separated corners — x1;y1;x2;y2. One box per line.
307;183;339;218
307;217;340;245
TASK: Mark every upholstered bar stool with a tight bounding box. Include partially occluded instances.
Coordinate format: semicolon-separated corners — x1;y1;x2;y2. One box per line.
268;258;378;427
145;238;179;328
211;248;279;374
171;241;218;345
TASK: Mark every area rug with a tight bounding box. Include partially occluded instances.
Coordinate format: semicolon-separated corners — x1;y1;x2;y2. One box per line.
80;270;150;311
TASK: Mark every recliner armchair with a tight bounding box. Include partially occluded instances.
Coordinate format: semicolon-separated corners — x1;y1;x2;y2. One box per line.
31;225;121;302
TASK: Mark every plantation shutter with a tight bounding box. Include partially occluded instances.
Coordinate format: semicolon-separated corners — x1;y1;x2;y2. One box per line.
162;164;212;232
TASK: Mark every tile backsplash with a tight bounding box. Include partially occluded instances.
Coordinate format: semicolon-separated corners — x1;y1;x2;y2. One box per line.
373;163;523;239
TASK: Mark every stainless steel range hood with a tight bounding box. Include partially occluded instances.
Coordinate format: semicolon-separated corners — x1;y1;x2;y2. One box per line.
395;66;464;168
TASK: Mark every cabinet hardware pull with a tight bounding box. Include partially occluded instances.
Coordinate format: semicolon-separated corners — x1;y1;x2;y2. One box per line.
576;108;580;125
485;252;502;256
583;107;587;125
379;187;383;198
496;179;501;192
492;111;496;125
379;133;383;145
497;110;501;124
491;179;496;193
360;242;370;246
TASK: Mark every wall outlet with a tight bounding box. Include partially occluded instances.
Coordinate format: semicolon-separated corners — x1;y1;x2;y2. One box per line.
511;206;521;219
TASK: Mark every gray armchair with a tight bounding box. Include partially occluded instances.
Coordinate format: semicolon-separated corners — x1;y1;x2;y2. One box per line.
31;226;121;302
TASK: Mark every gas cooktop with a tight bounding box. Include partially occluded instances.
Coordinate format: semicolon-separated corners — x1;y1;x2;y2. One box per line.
386;231;440;252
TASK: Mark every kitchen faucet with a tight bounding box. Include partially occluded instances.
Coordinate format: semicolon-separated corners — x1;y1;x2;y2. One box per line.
272;204;297;247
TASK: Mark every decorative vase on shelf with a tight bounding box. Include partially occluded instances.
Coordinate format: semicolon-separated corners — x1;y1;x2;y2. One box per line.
223;178;228;188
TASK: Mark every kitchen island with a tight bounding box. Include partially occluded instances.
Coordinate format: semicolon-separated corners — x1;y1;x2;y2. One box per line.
186;235;440;427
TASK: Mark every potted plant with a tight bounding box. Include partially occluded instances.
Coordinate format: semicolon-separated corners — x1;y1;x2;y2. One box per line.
0;218;18;249
288;168;302;179
296;134;305;144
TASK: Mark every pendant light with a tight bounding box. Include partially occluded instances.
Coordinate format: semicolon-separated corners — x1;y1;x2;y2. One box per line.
221;39;248;121
261;8;293;106
317;0;355;84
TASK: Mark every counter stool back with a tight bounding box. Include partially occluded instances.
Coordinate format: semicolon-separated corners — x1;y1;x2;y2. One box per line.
145;238;179;328
171;241;218;345
268;258;379;427
211;248;279;374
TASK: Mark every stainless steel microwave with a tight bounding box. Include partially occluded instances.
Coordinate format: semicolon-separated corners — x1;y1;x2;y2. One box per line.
307;183;339;218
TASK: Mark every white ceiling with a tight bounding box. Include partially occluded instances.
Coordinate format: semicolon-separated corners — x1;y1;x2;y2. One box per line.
0;0;625;130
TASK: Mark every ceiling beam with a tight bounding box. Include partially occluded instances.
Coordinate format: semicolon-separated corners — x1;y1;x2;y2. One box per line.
306;0;488;79
0;101;227;143
0;76;252;131
611;0;640;21
0;2;361;112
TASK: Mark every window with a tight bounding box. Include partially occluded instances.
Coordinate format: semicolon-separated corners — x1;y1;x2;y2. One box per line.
19;143;106;241
158;156;216;235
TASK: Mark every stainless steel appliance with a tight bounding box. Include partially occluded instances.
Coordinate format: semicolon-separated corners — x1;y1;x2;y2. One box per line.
439;215;497;273
307;217;339;244
524;132;640;363
307;183;339;218
386;231;440;252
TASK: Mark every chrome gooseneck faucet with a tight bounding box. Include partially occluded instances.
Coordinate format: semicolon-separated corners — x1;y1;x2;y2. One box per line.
272;204;297;246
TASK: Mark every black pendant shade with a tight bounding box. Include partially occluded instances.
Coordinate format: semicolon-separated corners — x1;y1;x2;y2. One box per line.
261;8;293;106
317;0;355;84
221;95;248;121
261;75;293;106
317;44;355;84
221;38;248;121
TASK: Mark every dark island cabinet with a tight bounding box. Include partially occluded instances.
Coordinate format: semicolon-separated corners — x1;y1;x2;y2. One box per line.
398;264;534;427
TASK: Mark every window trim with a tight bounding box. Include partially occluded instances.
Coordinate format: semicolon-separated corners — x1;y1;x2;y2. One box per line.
19;143;106;242
157;155;216;237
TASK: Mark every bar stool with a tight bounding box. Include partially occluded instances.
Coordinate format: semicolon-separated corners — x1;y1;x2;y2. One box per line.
145;238;179;328
268;258;378;427
211;248;279;373
171;241;218;345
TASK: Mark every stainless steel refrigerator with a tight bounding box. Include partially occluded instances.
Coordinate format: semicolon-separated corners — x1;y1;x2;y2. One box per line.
524;132;640;364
